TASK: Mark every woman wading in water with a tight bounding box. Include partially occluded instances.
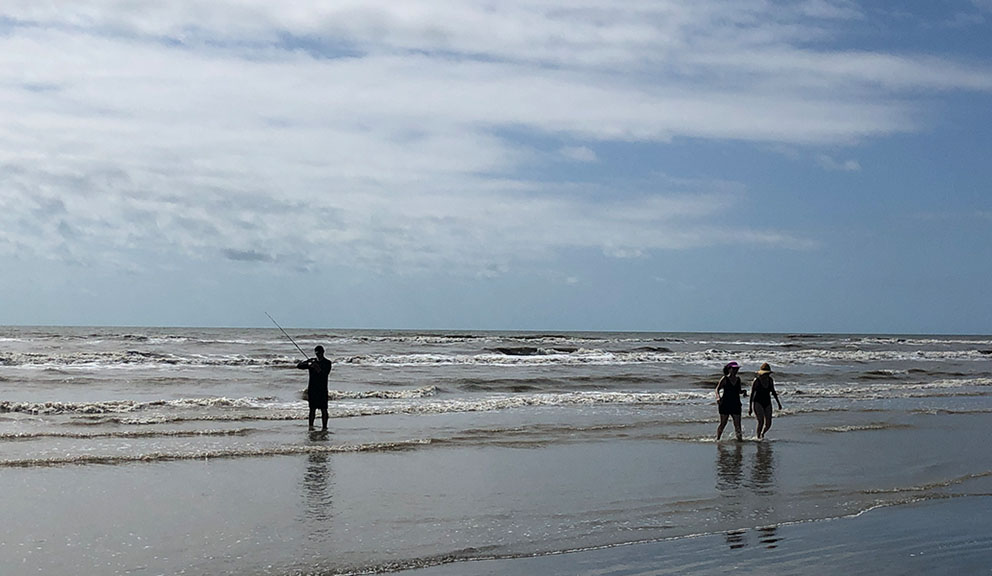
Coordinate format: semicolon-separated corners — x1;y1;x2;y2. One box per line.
749;362;783;440
715;361;744;441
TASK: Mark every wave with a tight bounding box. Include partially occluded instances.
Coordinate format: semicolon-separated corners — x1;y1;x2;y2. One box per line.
0;438;432;468
0;350;288;368
489;346;581;356
1;399;146;415
452;374;662;392
0;428;256;440
5;374;987;421
857;370;910;380
4;344;991;371
78;413;302;425
910;408;992;415
429;420;724;448
790;377;992;399
338;348;992;368
850;336;992;347
5;390;707;425
860;470;992;495
819;423;913;433
329;385;438;400
0;386;439;416
0;397;273;415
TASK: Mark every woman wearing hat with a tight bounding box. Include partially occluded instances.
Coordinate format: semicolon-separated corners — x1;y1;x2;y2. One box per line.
715;361;744;441
749;362;782;440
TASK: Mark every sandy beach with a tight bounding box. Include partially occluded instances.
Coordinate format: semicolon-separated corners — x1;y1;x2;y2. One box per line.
2;328;991;575
4;408;991;575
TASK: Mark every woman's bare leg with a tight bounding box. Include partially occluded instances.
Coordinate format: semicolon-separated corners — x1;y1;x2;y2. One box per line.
717;413;730;440
761;405;773;437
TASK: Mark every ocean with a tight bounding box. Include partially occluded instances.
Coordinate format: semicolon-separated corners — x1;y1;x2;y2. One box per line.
2;327;991;575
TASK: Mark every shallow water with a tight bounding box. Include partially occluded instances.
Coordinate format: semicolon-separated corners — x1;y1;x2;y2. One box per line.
1;327;990;574
410;495;992;576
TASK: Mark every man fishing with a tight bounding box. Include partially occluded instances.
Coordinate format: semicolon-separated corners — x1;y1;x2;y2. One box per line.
298;345;332;430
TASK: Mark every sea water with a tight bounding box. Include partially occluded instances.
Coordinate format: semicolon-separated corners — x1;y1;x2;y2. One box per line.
1;327;991;574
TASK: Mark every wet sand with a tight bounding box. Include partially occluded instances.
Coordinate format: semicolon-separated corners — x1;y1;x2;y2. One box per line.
406;495;992;576
3;406;992;575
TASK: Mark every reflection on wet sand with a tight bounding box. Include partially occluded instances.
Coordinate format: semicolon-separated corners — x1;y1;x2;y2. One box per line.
301;434;334;538
716;443;744;492
716;441;780;550
757;525;780;549
724;524;781;550
726;528;747;549
715;441;776;493
750;442;775;493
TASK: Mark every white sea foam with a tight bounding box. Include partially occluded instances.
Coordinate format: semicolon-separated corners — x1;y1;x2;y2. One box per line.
820;423;912;433
0;389;711;422
2;341;988;372
789;377;992;399
337;347;990;369
0;438;433;468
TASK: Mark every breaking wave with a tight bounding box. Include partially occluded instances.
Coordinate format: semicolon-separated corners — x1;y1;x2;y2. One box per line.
0;386;440;416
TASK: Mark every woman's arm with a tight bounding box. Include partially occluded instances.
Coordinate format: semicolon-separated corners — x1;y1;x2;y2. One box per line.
771;378;783;409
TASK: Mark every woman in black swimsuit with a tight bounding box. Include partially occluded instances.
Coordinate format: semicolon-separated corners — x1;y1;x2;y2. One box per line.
749;362;782;440
715;361;743;441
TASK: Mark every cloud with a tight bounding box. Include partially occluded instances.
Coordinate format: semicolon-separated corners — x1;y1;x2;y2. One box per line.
0;1;987;279
222;248;274;263
816;154;862;172
972;0;992;13
559;146;597;163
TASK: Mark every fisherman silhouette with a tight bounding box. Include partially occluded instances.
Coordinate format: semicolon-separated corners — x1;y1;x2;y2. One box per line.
297;345;332;430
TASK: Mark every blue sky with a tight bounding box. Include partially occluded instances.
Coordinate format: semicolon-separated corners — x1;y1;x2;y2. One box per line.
1;1;991;333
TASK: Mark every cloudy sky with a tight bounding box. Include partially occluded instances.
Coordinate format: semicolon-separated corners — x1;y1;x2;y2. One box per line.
1;1;991;333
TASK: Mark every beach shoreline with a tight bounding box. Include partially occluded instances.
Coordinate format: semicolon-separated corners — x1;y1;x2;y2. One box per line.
2;328;991;575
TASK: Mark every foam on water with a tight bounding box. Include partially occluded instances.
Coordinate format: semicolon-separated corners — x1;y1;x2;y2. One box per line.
0;438;433;468
3;327;992;575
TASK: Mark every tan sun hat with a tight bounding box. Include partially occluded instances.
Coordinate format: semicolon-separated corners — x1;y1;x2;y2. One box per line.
757;362;773;375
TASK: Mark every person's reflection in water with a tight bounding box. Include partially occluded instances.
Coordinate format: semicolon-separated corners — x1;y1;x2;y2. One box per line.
716;443;744;492
724;443;782;550
716;442;745;547
720;442;781;550
757;525;781;549
751;441;776;493
301;449;334;539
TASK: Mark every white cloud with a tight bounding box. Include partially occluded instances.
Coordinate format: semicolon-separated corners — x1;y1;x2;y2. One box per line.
559;146;598;163
816;154;862;172
0;1;987;279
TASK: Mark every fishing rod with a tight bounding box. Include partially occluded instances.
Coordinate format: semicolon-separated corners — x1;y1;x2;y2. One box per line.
265;312;310;360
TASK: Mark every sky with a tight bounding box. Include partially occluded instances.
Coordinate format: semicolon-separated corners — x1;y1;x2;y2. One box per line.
1;0;991;333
